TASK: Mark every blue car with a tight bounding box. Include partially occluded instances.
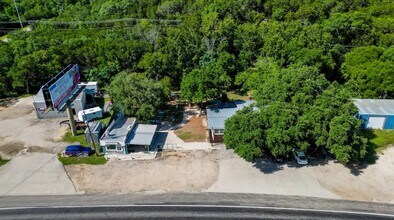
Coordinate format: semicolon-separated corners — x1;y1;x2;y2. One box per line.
65;145;94;157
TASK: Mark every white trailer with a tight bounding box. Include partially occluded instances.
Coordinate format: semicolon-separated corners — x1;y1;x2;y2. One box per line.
78;107;103;122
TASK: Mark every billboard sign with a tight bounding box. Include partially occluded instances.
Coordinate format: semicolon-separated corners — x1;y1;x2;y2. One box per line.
48;64;80;109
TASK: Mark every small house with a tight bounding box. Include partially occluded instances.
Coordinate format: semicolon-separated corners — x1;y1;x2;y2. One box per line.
206;100;255;143
99;112;157;155
353;99;394;130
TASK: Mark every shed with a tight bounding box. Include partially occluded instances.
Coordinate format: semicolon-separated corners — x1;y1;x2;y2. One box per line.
353;99;394;129
84;121;103;144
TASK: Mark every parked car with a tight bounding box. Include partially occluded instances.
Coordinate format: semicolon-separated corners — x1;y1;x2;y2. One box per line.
292;149;308;165
65;145;94;157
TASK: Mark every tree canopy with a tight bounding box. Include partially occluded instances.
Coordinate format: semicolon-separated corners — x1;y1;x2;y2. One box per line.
0;0;391;164
108;72;169;121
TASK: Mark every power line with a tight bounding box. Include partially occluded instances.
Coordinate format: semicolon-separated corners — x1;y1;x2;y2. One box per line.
31;17;182;25
12;0;23;28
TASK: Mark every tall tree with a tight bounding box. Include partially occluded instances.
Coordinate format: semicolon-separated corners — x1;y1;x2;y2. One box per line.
181;63;230;105
108;72;169;121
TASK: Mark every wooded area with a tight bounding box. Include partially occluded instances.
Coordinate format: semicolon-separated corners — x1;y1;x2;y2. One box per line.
0;0;393;163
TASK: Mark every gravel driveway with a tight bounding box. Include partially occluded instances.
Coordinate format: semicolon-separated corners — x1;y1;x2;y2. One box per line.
0;97;77;195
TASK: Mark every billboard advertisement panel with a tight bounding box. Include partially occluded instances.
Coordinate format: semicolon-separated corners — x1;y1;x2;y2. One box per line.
49;64;80;109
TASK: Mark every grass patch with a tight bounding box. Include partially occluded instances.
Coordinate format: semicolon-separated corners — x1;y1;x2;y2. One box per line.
58;154;107;165
0;159;10;166
362;129;394;152
63;130;90;146
227;91;250;101
175;131;193;140
18;94;34;98
94;111;112;126
361;129;394;164
175;130;206;142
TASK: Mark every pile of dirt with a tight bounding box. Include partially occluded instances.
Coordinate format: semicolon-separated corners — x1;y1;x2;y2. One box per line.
65;150;219;194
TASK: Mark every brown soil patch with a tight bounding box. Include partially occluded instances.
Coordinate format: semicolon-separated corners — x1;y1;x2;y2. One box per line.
65;150;218;194
26;146;54;153
175;116;207;142
0;97;18;108
0;142;25;159
0;105;33;120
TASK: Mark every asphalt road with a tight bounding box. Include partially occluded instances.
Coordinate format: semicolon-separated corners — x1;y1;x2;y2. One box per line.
0;193;393;219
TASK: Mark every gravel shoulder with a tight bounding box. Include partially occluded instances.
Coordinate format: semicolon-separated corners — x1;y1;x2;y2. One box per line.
66;150;219;194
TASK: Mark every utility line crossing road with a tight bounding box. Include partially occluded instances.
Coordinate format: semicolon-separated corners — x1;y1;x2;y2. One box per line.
0;193;393;219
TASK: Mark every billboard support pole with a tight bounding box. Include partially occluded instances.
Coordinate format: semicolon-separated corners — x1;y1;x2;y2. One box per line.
66;104;77;136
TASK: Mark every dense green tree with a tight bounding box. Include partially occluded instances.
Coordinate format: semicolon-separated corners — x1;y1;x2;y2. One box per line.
9;50;61;94
327;115;368;164
180;63;230;105
0;41;13;97
226;64;368;164
342;46;394;98
224;107;264;162
108;72;168;121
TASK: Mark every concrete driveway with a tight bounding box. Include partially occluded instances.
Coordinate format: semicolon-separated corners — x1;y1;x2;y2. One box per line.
0;152;77;196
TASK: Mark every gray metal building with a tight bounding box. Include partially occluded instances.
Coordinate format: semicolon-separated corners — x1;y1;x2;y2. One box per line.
84;121;103;144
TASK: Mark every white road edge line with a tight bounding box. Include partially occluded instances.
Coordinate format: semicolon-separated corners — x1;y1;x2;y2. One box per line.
0;204;393;217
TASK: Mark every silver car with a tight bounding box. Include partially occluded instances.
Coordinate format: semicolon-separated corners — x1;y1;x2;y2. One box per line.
292;149;308;165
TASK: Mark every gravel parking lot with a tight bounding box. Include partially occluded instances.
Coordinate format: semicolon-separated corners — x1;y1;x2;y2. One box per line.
208;145;394;203
0;96;76;196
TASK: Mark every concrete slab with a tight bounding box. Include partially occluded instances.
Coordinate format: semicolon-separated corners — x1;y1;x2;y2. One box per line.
159;131;213;151
0;152;77;196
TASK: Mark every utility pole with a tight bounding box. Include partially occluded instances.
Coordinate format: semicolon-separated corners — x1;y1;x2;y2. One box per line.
83;111;99;156
66;105;77;136
13;0;23;29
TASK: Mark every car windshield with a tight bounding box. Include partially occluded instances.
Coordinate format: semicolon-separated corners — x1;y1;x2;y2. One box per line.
299;156;307;160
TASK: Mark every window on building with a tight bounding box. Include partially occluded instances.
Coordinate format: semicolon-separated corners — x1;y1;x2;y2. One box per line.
214;129;224;135
107;145;117;151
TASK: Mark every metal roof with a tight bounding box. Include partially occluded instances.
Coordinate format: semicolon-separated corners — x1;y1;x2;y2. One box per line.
100;115;136;144
126;124;157;146
207;100;255;129
353;99;394;115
